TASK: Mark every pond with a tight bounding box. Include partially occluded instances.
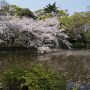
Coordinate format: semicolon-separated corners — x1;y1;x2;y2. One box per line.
0;50;90;83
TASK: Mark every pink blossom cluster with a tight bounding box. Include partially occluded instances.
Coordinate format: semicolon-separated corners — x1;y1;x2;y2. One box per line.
0;16;71;53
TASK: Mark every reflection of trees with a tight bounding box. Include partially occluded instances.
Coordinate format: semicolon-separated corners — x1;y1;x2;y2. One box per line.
0;51;90;82
57;55;90;82
37;54;90;82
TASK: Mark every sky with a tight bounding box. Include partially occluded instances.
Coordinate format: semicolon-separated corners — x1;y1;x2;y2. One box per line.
6;0;90;15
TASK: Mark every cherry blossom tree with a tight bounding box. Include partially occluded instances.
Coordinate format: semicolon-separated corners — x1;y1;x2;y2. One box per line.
0;16;71;53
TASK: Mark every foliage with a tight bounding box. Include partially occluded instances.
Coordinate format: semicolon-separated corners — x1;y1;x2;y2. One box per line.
59;11;90;48
2;65;66;90
0;0;9;9
34;9;45;16
0;0;10;15
17;8;36;18
0;0;36;18
8;5;22;16
1;1;89;49
44;2;58;15
57;9;69;17
35;3;68;19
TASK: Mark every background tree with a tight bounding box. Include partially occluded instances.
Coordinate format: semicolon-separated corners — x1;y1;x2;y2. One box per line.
86;6;90;12
60;11;90;48
0;0;36;19
0;0;9;15
35;2;68;19
0;0;9;9
19;8;35;18
44;2;58;16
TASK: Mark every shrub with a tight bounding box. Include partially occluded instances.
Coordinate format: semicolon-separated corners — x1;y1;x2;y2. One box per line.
2;64;66;90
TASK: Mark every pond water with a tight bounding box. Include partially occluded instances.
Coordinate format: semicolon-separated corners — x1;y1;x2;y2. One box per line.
0;50;90;83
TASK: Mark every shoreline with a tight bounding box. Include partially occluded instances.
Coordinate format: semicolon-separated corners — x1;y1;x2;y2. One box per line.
0;48;90;55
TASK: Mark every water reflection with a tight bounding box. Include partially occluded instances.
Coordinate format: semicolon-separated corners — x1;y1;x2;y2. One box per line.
0;50;90;82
